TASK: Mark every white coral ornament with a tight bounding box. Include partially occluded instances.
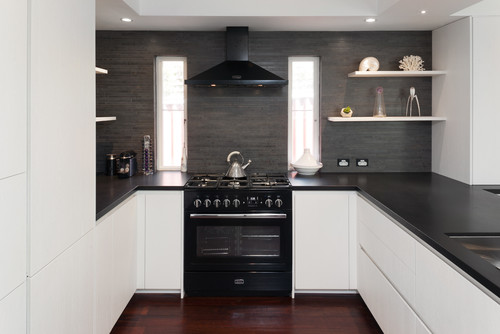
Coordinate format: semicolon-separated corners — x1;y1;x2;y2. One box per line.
399;55;425;71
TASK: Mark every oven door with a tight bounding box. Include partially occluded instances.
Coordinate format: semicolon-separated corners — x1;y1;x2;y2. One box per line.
184;213;292;272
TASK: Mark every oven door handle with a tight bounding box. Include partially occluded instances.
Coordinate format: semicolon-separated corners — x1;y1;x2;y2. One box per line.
189;213;287;219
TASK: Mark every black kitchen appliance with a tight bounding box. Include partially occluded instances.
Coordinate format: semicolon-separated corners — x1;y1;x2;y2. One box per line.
185;27;288;87
117;151;138;178
105;153;118;176
184;173;292;296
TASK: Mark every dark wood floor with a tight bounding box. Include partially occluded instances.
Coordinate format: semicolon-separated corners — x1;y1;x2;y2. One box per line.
111;293;382;334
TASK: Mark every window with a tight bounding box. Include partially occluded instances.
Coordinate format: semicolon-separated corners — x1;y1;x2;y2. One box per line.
156;57;187;170
288;57;320;167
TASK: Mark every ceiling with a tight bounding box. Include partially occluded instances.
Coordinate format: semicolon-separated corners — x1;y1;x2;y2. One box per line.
96;0;492;31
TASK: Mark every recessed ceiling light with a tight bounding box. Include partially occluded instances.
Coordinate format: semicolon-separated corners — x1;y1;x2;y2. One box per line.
420;10;427;15
121;17;133;23
365;18;376;23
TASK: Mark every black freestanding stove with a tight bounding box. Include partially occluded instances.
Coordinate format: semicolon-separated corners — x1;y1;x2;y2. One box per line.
184;173;292;296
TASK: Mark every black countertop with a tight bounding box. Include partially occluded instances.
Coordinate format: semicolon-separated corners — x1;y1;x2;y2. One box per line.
96;171;500;299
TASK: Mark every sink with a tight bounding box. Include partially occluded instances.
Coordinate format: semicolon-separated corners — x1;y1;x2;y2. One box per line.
448;234;500;270
484;189;500;196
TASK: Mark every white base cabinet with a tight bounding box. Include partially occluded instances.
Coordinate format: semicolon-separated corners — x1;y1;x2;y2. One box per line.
94;195;138;334
0;283;26;334
294;191;352;291
142;191;183;290
415;242;500;334
358;194;500;334
29;230;94;334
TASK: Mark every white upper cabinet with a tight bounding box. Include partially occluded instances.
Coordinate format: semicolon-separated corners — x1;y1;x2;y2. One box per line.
433;16;500;184
0;0;27;180
29;0;96;274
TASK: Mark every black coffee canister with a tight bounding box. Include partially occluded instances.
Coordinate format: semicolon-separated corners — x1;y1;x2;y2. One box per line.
105;154;118;176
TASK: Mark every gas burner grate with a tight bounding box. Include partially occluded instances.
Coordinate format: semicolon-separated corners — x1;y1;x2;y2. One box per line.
185;173;291;189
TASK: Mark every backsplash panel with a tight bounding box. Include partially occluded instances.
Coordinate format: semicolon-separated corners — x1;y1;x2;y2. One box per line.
96;30;432;174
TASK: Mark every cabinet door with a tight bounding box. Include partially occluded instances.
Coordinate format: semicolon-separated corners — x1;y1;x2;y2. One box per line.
29;230;94;334
113;197;138;315
0;174;26;300
0;0;27;180
0;283;26;334
358;246;417;334
145;191;183;290
294;191;349;290
415;243;500;334
94;215;114;334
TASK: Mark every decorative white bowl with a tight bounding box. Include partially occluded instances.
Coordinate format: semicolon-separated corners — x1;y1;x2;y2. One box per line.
291;162;323;176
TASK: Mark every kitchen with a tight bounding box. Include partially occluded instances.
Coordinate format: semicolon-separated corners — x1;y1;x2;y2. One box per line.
2;0;500;333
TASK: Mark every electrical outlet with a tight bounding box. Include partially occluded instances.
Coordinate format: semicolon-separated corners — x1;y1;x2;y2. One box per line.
356;159;369;167
337;159;350;167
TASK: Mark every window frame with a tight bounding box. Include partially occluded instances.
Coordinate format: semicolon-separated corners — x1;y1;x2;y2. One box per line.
155;56;187;171
287;56;320;168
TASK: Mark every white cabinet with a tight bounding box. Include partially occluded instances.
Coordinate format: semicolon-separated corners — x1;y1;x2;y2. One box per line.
358;247;418;334
0;0;27;180
0;283;26;334
294;191;351;291
94;215;114;334
113;197;138;310
357;195;423;334
142;191;183;290
358;195;500;333
0;174;26;300
29;0;95;275
432;16;500;184
415;242;500;334
29;230;94;334
357;197;416;307
95;196;138;334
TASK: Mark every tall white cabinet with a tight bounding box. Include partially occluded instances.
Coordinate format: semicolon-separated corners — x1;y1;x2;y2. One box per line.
0;0;28;332
26;0;96;332
432;16;500;184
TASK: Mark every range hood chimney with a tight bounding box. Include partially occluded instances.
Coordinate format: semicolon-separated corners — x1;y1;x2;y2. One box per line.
185;27;288;87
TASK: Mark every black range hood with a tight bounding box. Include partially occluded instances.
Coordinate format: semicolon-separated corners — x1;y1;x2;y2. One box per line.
185;27;288;87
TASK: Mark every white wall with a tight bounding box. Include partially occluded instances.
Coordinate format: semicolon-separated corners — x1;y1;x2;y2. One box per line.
471;16;500;184
432;17;472;184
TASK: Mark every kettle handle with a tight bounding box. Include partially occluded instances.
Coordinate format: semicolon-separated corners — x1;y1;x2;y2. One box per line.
227;151;242;163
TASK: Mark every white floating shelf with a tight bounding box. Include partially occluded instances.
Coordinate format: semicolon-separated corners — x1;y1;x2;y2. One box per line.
328;116;446;122
95;67;108;74
348;70;446;78
96;116;116;122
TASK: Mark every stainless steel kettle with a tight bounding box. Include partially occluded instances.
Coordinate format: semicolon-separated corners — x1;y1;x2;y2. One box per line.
225;151;251;178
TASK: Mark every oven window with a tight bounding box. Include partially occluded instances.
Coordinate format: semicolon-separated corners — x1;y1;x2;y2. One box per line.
197;226;281;257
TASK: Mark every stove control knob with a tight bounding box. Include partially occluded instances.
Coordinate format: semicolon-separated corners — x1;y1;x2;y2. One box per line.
265;198;273;208
223;199;231;208
275;198;283;208
233;199;241;208
194;199;202;208
203;199;211;208
213;199;221;208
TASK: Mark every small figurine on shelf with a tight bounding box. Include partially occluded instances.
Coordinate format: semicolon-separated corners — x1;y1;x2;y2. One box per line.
340;106;353;118
405;87;421;117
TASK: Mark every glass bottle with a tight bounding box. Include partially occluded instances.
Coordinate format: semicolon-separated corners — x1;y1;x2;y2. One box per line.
373;86;386;117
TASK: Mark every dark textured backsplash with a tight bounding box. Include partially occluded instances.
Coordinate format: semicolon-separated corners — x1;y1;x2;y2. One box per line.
96;30;432;174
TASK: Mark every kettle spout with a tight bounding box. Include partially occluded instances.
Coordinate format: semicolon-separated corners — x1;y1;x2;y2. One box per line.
242;159;252;169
